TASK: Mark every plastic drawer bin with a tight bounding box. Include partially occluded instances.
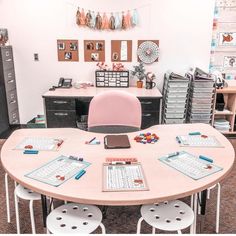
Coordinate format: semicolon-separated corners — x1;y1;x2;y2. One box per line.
27;118;45;128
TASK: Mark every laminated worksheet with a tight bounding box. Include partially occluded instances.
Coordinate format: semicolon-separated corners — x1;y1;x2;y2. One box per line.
14;137;64;151
176;135;223;147
25;155;90;187
159;151;223;180
103;163;149;192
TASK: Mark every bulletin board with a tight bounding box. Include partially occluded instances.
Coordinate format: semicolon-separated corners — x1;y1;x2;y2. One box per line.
57;40;79;62
84;40;105;62
111;40;132;62
137;40;159;62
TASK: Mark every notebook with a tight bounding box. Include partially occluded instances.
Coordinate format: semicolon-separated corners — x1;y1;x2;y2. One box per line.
104;135;131;149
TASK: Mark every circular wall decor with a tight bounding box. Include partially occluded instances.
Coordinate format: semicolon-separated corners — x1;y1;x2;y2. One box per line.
137;41;159;64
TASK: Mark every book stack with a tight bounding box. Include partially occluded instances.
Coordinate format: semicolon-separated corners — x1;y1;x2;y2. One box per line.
186;68;215;124
214;119;231;133
162;71;189;124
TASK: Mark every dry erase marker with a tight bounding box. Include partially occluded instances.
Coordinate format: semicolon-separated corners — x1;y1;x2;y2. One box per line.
75;169;86;180
189;132;201;135
23;150;39;154
167;152;179;158
199;155;213;163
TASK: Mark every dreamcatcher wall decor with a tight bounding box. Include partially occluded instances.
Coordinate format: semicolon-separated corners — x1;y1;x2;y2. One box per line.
76;7;138;31
137;40;159;64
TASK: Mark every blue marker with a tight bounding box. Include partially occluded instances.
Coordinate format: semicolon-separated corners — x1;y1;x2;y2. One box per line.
189;132;201;136
23;150;39;154
75;169;86;180
199;155;213;163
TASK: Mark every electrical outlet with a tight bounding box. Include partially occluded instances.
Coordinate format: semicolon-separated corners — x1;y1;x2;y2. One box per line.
34;53;39;61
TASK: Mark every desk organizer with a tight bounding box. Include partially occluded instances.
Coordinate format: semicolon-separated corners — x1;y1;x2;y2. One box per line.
95;70;129;87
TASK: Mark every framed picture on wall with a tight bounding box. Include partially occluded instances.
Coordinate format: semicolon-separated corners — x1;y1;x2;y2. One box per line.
111;40;132;62
84;40;105;62
57;40;79;62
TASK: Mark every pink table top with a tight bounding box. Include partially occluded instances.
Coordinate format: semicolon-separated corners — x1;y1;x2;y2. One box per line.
1;124;234;206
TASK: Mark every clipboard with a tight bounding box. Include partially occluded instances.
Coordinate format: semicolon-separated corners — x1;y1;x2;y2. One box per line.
104;135;131;149
102;162;148;192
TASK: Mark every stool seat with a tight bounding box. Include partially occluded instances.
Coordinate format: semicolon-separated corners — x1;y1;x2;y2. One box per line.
140;200;194;232
15;184;41;201
47;203;105;234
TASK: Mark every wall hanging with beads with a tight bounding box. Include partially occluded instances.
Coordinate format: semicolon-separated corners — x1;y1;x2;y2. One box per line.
57;40;79;62
111;40;132;62
137;40;159;64
76;7;138;31
84;40;105;62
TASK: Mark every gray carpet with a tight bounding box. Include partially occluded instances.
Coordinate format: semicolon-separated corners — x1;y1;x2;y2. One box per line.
0;138;236;234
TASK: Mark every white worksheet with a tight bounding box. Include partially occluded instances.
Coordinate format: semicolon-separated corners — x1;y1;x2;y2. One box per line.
120;41;128;61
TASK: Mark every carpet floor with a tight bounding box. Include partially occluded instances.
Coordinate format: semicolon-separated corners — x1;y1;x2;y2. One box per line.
0;138;236;234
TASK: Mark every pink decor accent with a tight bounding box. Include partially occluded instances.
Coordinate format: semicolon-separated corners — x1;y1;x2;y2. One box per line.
88;90;141;129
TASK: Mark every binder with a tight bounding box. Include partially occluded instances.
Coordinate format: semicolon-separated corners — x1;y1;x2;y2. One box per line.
104;134;131;149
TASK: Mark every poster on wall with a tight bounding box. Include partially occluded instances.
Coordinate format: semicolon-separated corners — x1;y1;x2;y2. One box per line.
57;40;79;61
111;40;132;62
219;32;236;46
84;40;105;62
223;56;236;68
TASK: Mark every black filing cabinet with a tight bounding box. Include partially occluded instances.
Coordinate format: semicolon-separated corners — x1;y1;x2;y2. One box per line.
0;46;20;135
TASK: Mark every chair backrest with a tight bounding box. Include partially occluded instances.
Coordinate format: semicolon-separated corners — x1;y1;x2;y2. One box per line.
88;90;142;133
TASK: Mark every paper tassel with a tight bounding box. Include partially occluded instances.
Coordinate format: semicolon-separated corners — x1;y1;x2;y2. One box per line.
131;9;138;26
80;8;86;25
125;10;131;28
121;12;126;29
90;11;96;29
76;8;81;25
102;13;109;29
109;13;115;30
85;10;92;27
95;12;102;30
114;12;121;29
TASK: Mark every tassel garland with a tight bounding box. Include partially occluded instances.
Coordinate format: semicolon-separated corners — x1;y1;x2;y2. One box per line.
76;7;138;31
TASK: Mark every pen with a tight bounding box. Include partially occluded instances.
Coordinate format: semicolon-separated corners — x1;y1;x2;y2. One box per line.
57;140;64;147
75;169;86;180
89;137;96;144
176;136;181;143
189;132;201;135
111;161;131;165
199;155;213;163
23;150;39;154
167;152;179;158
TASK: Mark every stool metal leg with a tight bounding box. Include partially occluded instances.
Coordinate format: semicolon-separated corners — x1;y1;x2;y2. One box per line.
5;173;10;223
207;188;211;199
177;229;182;234
152;227;156;234
100;223;106;234
14;191;20;234
216;183;221;233
29;200;36;234
191;193;198;234
137;217;144;234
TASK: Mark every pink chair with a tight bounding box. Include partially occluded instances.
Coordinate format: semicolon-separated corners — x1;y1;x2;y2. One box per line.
88;90;142;133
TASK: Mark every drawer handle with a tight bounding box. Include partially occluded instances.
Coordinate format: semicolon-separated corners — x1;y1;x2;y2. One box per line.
8;73;12;77
142;113;152;117
53;101;68;104
12;119;18;124
6;59;12;62
7;79;14;83
54;112;68;116
10;100;16;104
141;101;152;105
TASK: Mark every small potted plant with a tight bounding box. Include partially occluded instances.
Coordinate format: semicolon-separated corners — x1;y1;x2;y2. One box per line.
131;62;146;88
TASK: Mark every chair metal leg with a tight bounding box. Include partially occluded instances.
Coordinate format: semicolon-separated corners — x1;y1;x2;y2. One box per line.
14;191;20;234
177;229;182;234
192;193;198;234
152;227;156;234
216;183;221;233
100;223;106;234
29;200;36;234
198;192;201;215
5;173;10;223
190;195;194;209
137;217;143;234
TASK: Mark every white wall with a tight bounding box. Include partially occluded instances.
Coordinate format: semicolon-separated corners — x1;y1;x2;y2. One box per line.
0;0;215;123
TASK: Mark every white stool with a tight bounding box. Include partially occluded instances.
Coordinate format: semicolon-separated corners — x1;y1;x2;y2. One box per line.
137;200;194;234
14;184;41;234
46;203;106;234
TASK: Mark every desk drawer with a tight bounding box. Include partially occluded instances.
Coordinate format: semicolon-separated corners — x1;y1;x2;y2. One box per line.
45;97;75;111
141;112;159;129
6;89;18;113
139;98;160;112
46;110;76;128
1;47;14;70
3;68;16;92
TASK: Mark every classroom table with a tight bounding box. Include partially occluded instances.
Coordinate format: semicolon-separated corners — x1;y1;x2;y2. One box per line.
1;123;235;232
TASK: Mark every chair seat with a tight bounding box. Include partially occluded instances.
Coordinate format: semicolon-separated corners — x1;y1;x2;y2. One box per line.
47;203;103;234
141;200;194;231
14;185;41;201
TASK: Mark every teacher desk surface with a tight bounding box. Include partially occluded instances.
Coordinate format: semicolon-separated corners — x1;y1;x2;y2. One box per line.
0;123;234;206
